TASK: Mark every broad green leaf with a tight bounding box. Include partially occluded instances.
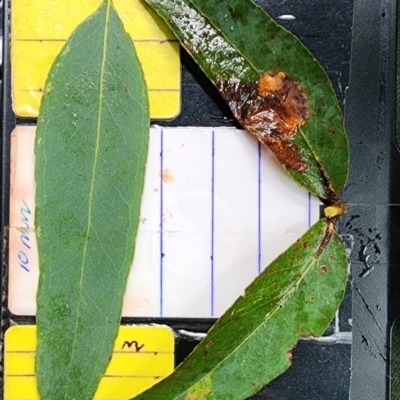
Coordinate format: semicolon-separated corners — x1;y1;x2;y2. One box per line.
34;1;149;399
144;0;349;201
133;219;348;400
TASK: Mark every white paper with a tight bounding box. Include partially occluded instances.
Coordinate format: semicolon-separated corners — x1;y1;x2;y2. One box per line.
9;125;319;318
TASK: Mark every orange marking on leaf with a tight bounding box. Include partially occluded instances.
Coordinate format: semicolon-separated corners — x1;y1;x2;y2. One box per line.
216;71;310;172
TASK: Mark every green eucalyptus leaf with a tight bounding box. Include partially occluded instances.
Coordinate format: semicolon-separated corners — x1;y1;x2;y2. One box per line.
34;1;149;399
133;219;348;399
144;0;349;202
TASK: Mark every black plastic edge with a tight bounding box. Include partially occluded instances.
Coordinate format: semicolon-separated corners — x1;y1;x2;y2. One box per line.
345;0;397;398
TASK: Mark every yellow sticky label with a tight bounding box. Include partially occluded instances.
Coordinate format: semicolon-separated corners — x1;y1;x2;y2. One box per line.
4;325;175;400
11;0;181;119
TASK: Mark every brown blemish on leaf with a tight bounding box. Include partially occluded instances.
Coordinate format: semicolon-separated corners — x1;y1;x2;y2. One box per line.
303;241;310;248
309;296;315;302
330;256;336;261
216;71;310;172
160;168;175;183
320;266;328;274
228;5;235;18
205;339;214;349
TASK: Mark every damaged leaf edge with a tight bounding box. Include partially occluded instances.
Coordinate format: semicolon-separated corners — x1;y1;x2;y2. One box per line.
146;0;349;201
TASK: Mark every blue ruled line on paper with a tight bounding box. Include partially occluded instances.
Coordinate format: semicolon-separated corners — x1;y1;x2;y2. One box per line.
258;142;262;274
308;192;311;228
159;128;164;317
211;130;215;317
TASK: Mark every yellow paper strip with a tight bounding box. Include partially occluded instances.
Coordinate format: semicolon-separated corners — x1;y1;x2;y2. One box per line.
11;0;181;119
4;325;175;400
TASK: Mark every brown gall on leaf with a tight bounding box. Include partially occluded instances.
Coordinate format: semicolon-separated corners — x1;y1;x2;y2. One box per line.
216;71;310;172
320;266;328;274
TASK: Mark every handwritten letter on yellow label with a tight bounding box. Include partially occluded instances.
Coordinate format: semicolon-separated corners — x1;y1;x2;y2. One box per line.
5;325;175;400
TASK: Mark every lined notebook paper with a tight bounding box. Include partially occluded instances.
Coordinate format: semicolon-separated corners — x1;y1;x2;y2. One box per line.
4;325;174;400
9;126;319;318
11;0;180;119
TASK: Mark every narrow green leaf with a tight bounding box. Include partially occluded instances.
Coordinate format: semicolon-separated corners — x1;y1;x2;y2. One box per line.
144;0;349;201
133;219;348;399
34;1;149;399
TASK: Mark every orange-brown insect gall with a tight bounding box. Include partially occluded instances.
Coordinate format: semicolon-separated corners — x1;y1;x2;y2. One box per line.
216;71;310;172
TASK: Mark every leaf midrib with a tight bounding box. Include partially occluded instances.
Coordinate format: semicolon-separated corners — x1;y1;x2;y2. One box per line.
171;227;324;399
64;1;111;395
